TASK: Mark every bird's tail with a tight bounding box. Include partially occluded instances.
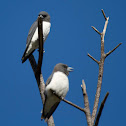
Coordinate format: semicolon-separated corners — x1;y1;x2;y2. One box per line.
41;113;44;121
41;113;47;121
21;56;27;63
21;49;35;63
41;113;49;122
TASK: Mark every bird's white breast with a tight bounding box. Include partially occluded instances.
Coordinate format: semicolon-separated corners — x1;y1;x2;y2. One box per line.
26;21;51;55
46;72;69;98
31;21;51;42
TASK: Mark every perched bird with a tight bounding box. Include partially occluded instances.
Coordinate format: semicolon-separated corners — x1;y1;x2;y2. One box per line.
41;63;73;121
22;11;51;63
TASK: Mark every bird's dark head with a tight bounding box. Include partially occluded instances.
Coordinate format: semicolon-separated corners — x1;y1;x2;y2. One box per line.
54;63;73;76
38;11;50;22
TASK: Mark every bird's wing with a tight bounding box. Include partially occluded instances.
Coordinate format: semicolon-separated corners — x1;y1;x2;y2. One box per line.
45;102;60;121
45;73;53;86
41;72;60;120
21;20;38;62
26;20;38;47
41;95;60;121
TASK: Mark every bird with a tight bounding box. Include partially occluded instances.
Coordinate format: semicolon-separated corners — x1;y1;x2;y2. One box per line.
41;63;73;121
21;11;51;63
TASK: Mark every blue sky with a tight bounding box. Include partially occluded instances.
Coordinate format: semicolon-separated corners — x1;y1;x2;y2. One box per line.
0;0;125;126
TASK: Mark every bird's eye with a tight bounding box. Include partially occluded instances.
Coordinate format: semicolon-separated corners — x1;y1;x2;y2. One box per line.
63;65;67;68
42;15;46;18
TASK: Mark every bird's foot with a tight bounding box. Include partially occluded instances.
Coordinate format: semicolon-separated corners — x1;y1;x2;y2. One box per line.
37;49;45;53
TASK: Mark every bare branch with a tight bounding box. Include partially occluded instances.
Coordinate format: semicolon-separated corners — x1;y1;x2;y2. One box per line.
92;10;109;125
94;92;109;126
101;9;107;21
81;80;86;95
28;16;55;126
62;99;86;113
29;56;55;126
91;26;101;35
29;55;45;102
105;43;122;58
35;16;43;78
50;89;86;113
81;80;92;126
88;53;100;64
102;17;109;36
47;117;55;126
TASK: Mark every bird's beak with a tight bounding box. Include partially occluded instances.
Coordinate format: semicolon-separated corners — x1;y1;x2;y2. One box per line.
67;67;74;72
39;15;44;19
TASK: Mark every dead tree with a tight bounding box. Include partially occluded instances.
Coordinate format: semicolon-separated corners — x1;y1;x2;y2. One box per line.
27;9;121;126
84;9;122;126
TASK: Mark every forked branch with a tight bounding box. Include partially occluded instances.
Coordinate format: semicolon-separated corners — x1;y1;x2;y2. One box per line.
91;9;109;125
35;16;43;79
28;16;55;126
88;9;122;126
94;92;109;126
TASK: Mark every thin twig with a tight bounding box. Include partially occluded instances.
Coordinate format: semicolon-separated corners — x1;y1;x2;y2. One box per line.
62;98;86;113
50;89;86;113
81;80;92;126
88;53;100;64
102;17;109;36
91;26;101;35
105;43;122;58
101;9;107;21
94;92;109;126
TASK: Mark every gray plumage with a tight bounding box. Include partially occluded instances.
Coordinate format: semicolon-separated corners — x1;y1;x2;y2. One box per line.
22;11;51;63
46;63;71;86
41;63;73;121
